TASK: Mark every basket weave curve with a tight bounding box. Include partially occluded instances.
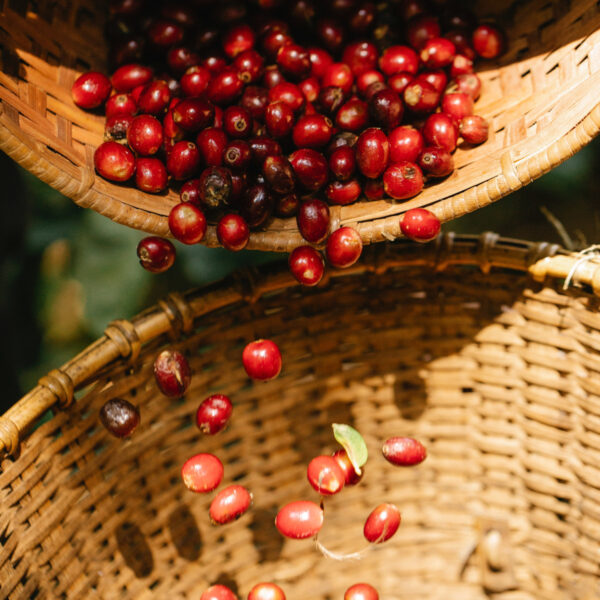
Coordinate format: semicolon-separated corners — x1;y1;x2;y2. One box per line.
1;3;600;251
3;233;600;599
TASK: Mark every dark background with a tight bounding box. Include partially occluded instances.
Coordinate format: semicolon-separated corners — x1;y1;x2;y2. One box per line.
2;136;599;412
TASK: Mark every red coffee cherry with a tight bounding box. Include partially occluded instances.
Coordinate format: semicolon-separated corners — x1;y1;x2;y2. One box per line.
418;147;454;178
332;449;363;486
181;65;211;97
168;202;207;244
166;141;201;180
223;106;253;138
344;583;379;600
441;92;474;122
111;63;153;93
196;394;233;434
342;41;378;75
234;49;265;84
307;455;345;495
460;115;489;144
400;207;441;242
200;585;238;600
127;114;163;155
416;69;447;93
72;71;111;108
99;398;140;438
308;46;334;79
329;146;356;181
292;114;333;149
105;93;137;118
325;179;362;206
275;501;324;539
403;80;440;114
357;69;385;95
356;128;389;179
289;149;329;191
153;348;191;397
210;485;253;524
322;63;354;94
172;97;215;131
135;157;168;193
277;43;311;79
208;67;244;105
265;101;295;138
137;236;175;273
217;214;250;251
223;24;256;58
94;141;135;182
420;37;456;69
472;24;505;59
242;339;282;381
382;436;427;466
224;140;252;171
297;198;330;243
451;73;481;100
388;126;424;163
422;113;458;153
383;162;424;200
248;582;286;600
326;227;363;269
197;127;228;166
181;453;224;493
136;80;171;115
363;503;401;543
379;45;419;76
289;246;325;287
335;97;369;133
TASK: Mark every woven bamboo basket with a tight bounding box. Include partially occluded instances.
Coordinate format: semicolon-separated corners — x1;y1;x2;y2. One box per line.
1;4;600;251
2;232;600;599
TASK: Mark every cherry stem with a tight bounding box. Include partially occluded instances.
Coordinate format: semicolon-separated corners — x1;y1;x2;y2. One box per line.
313;538;370;561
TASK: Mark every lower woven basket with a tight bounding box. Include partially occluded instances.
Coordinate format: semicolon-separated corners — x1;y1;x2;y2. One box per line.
2;233;600;599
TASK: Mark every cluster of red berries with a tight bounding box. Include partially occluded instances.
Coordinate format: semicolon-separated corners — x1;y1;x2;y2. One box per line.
73;1;504;281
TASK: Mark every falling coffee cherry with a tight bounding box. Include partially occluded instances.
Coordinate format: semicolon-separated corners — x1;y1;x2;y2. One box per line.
242;339;282;381
400;208;441;243
307;455;345;495
196;394;233;434
275;500;324;539
248;582;286;600
209;484;253;524
332;449;363;486
154;349;191;397
137;237;176;273
181;453;224;493
344;583;379;600
200;584;238;600
363;503;401;544
382;437;427;466
99;398;140;438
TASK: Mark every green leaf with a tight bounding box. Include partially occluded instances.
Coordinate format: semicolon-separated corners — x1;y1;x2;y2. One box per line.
332;423;368;476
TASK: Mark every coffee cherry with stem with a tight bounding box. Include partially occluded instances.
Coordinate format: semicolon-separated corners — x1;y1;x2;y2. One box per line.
243;339;282;381
248;582;286;600
363;503;401;543
400;208;441;242
99;398;140;438
275;500;324;539
154;348;191;397
382;436;427;466
344;583;379;600
326;227;363;269
210;484;253;524
289;246;325;287
168;203;207;244
196;394;233;434
307;455;345;495
200;585;238;600
137;236;175;273
217;214;250;251
181;453;224;493
72;71;111;109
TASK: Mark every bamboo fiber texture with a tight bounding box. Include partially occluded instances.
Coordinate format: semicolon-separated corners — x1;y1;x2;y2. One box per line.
1;3;600;251
2;233;600;599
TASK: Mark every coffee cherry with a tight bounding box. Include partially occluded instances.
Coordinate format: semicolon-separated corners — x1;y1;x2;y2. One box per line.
181;65;211;96
154;348;191;397
181;453;223;493
418;147;453;178
210;484;253;524
368;89;403;130
72;71;111;109
148;20;184;48
472;24;505;59
403;80;439;114
238;183;273;228
451;73;481;100
363;503;401;543
292;114;333;149
268;82;305;113
317;19;345;53
264;101;294;139
167;46;200;75
166;141;201;180
325;179;361;205
168;202;207;244
289;149;329;191
332;449;363;486
196;394;233;434
441;92;474;122
196;127;228;166
344;583;379;600
235;49;265;84
198;166;233;211
275;193;299;218
99;398;140;438
416;69;447;94
111;63;153;93
263;65;286;89
329;147;356;181
200;585;238;600
335;97;369;133
322;63;354;94
460;115;489;144
307;455;345;495
249;137;283;166
297;198;330;243
172;98;215;131
94;141;135;182
105;93;138;118
208;68;244;105
277;43;311;79
135;158;167;193
422;113;458;153
224;24;256;58
450;54;474;78
389;126;424;163
217;214;250;251
420;37;456;69
224;106;253;139
137;236;175;273
379;45;419;76
243;339;282;381
363;178;385;200
299;77;320;103
224;140;252;171
248;582;286;600
342;41;378;75
263;156;296;195
275;500;324;539
382;436;427;466
406;15;441;50
326;226;362;268
137;80;171;115
127;114;163;155
289;246;325;287
317;86;345;116
400;207;441;242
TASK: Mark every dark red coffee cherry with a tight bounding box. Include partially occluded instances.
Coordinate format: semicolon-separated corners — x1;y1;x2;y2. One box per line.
137;236;175;273
309;46;334;79
196;166;232;211
342;41;378;75
154;348;191;397
292;114;333;149
363;503;401;543
265;101;295;138
418;147;453;178
196;394;233;434
72;71;111;109
289;246;325;287
223;106;253;138
268;82;305;113
357;69;385;95
400;207;441;242
172;97;215;131
356;128;389;179
234;49;265;84
325;179;362;205
416;69;447;93
210;485;253;525
207;67;244;105
406;15;441;50
297;198;330;243
289;149;329;191
137;80;171;115
94;141;135;182
329;146;356;181
368;89;403;130
382;436;427;466
181;453;224;493
238;183;273;228
217;214;250;251
326;226;362;268
263;155;296;195
451;73;481;100
275;501;324;539
224;140;252;171
105;114;134;141
277;43;311;79
223;24;256;58
249;137;283;166
166;141;201;179
243;339;282;381
197;127;228;167
99;398;140;438
168;202;207;244
127;114;163;155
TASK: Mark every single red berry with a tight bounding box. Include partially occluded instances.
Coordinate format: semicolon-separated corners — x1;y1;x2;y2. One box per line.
172;97;215;131
344;583;379;600
148;19;184;47
292;114;333;149
238;183;273;228
196;127;228;167
168;202;207;244
422;113;458;153
442;92;474;122
368;89;404;130
94;141;135;182
127;114;163;155
135;158;168;193
243;339;282;381
72;71;111;109
356;128;389;179
99;398;140;438
197;166;233;211
389;126;424;163
472;24;505;59
316;19;345;53
451;73;481;101
382;436;427;466
460;115;489;145
342;41;378;75
105;93;137;118
326;227;362;268
200;585;238;600
265;101;295;138
386;72;414;95
275;193;300;218
105;113;134;141
403;80;440;114
406;15;441;50
181;65;211;97
208;68;244;105
230;172;246;203
364;503;401;543
307;455;345;495
263;64;286;89
400;207;441;242
109;36;145;68
364;81;388;102
289;246;325;287
420;37;456;69
181;453;224;493
217;214;250;251
332;449;363;486
289;149;329;191
275;500;324;539
154;348;191;397
262;28;292;60
416;69;447;93
263;155;296;195
136;80;171;115
224;140;252;171
363;178;385;201
299;77;320;103
450;54;474;78
242;86;270;120
234;49;265;84
308;46;334;79
111;63;153;93
248;582;286;600
322;63;354;94
418;147;454;178
383;162;424;200
379;45;419;76
317;86;346;117
223;24;255;58
196;394;233;434
356;69;385;96
137;236;175;273
167;46;200;75
297;198;330;243
349;3;376;33
268;82;305;113
325;179;362;205
180;178;201;204
249;137;283;167
277;43;311;79
444;29;476;60
223;106;253;139
329;146;356;181
210;484;253;525
335;97;369;133
166;141;201;179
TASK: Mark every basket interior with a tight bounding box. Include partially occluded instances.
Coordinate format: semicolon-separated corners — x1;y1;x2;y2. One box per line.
1;262;600;599
1;3;600;249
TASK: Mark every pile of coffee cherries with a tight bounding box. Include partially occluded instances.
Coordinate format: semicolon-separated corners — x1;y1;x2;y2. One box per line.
72;0;504;282
100;336;428;599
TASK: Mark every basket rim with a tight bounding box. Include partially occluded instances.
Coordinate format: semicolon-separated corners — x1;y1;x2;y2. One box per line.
1;232;596;458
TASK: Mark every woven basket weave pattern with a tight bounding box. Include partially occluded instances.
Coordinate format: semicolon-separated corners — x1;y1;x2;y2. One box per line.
1;235;600;599
1;3;600;250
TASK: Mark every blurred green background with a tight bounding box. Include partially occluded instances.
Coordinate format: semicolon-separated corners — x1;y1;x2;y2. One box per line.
1;137;599;412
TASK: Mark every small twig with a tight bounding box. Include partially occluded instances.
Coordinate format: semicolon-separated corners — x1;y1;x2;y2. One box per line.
540;206;575;250
314;538;369;561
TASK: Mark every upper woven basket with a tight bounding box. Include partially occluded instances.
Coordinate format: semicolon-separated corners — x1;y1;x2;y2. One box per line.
1;3;600;251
